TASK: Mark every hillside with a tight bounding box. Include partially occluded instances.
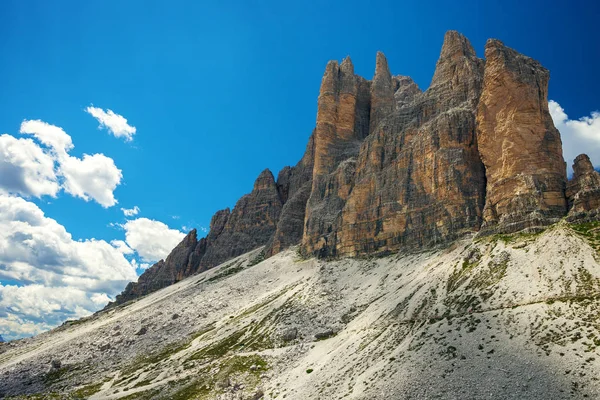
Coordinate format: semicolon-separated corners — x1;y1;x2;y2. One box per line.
3;222;600;399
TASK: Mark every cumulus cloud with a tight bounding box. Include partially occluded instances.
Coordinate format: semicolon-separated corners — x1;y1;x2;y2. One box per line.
121;205;140;217
0;134;59;197
550;100;600;174
0;194;137;340
130;258;151;271
59;153;122;207
0;120;122;207
86;106;136;142
20;119;73;156
111;239;134;255
122;217;185;262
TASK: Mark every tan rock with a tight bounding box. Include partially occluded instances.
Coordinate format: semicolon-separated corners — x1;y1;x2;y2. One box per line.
476;39;567;234
566;154;600;218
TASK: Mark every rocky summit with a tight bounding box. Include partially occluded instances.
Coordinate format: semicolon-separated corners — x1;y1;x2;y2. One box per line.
4;31;600;400
108;30;600;307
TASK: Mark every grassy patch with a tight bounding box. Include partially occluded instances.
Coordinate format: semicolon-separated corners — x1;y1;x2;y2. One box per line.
71;381;104;398
206;261;245;283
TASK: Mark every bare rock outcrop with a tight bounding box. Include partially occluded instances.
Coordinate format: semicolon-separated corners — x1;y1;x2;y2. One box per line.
566;154;600;220
199;169;283;268
265;133;315;257
109;31;597;307
476;39;567;234
302;56;372;255
334;31;486;257
111;229;201;305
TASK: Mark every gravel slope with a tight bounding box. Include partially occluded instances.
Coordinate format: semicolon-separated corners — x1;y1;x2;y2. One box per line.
3;223;600;399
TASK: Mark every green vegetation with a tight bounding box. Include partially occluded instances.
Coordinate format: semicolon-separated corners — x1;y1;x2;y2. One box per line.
306;368;314;374
570;221;600;256
44;364;82;385
248;251;266;266
71;381;104;398
165;355;268;400
447;250;482;293
119;324;215;380
187;329;247;362
207;261;245;282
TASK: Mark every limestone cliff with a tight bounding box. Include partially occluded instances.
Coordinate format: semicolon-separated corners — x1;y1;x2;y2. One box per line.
111;31;598;306
566;154;600;220
476;39;567;234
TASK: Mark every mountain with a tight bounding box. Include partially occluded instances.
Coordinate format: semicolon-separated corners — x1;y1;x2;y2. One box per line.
109;31;600;307
4;31;600;399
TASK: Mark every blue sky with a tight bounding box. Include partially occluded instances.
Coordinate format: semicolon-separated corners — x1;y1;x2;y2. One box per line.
0;0;598;339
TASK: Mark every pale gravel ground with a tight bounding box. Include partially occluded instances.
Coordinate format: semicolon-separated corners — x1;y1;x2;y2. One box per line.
2;223;600;399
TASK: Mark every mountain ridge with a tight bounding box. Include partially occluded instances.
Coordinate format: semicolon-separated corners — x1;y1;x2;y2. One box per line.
109;31;600;312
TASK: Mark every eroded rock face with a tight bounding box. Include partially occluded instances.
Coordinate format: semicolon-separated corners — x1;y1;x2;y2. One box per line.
199;169;283;268
335;31;486;257
111;170;283;307
476;39;567;234
112;229;201;305
111;30;588;306
265;133;315;257
302;56;372;255
567;154;600;219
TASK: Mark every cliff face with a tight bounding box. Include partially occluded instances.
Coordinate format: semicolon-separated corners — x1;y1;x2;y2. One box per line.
476;39;567;234
566;154;600;220
110;170;283;306
112;31;600;306
336;31;486;256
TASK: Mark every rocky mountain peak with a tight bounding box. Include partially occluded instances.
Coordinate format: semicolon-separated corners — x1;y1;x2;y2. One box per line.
573;154;595;178
340;56;354;74
567;153;600;218
370;51;395;134
253;168;276;191
430;30;481;89
111;30;600;307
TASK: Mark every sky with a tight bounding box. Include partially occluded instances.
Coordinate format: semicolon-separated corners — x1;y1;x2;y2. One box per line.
0;0;599;340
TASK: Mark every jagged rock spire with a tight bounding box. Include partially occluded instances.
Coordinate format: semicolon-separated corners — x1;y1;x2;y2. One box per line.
476;38;567;234
369;51;395;134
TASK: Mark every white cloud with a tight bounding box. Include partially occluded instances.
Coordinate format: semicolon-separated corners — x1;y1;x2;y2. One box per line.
130;258;151;271
0;120;123;207
0;134;59;197
20;119;73;156
86;106;136;142
122;205;140;217
0;194;137;340
60;153;122;207
122;217;185;262
550;100;600;174
111;239;134;255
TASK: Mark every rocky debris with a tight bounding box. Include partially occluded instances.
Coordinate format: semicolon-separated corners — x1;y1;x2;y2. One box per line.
567;154;600;220
280;328;298;342
50;359;61;369
476;38;567;234
314;329;335;340
135;326;148;336
4;227;600;399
